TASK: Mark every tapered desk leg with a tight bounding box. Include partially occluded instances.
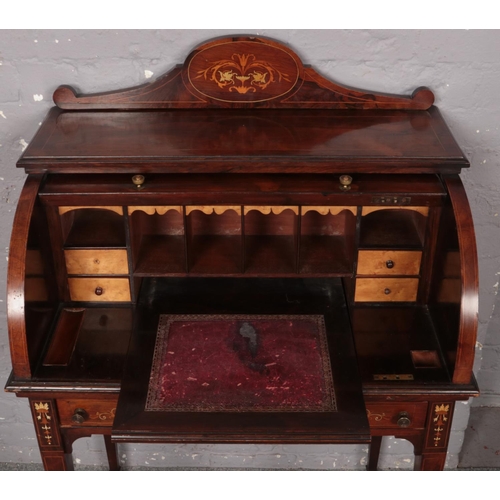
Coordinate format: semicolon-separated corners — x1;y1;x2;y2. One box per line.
367;436;382;470
415;402;455;471
104;434;121;471
30;399;74;471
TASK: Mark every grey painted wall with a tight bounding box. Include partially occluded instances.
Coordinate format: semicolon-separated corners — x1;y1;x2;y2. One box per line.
0;29;498;470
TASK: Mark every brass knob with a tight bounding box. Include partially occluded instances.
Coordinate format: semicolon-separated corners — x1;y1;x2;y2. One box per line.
339;175;353;191
397;411;411;428
132;174;145;190
384;288;391;295
386;260;394;269
95;286;103;296
71;408;89;424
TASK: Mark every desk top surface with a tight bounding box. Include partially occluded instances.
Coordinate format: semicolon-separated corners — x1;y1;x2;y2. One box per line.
19;106;467;174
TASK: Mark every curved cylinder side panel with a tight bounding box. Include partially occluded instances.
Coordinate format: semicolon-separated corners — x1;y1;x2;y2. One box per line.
7;174;43;379
443;175;479;384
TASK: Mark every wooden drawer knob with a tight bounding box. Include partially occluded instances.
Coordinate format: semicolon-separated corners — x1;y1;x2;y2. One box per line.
397;411;411;428
71;408;89;424
94;286;104;296
384;288;391;295
386;260;394;269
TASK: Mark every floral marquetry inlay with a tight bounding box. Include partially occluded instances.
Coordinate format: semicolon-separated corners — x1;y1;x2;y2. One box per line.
366;409;390;422
95;408;116;421
195;53;291;95
187;40;300;103
32;401;56;446
432;404;450;447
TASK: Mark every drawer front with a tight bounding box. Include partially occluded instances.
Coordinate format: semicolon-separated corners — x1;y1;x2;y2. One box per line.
65;249;129;275
357;250;422;276
68;277;131;302
57;398;118;427
366;402;427;430
355;278;418;302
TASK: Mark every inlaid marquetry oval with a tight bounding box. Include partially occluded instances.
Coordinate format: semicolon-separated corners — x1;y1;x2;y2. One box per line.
361;206;429;217
186;40;301;103
59;206;123;216
128;206;182;215
186;206;241;216
301;206;357;216
244;206;299;216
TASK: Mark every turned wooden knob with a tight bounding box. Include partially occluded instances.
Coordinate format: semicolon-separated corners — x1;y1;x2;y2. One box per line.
386;260;394;269
397;411;411;428
132;174;145;189
384;288;391;295
95;286;103;296
71;408;89;424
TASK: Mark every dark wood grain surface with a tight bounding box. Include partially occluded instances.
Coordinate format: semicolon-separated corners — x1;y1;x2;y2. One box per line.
19;107;467;174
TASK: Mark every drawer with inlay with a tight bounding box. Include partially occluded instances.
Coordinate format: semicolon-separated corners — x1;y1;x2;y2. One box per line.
68;277;131;302
355;278;418;302
357;250;422;276
57;398;118;427
366;402;428;430
65;249;129;275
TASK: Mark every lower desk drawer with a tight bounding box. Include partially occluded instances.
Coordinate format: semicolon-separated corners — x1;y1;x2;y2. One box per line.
57;398;118;427
68;277;131;302
366;402;427;430
355;278;419;302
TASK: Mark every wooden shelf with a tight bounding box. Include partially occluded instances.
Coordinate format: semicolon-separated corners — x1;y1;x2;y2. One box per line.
299;235;352;275
359;210;426;249
63;209;126;248
134;235;186;275
245;235;295;274
188;235;242;274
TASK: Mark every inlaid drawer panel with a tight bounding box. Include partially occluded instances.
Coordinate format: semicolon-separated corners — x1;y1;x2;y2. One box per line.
57;398;118;427
366;402;428;429
68;277;131;302
355;278;418;302
65;249;129;275
357;250;422;276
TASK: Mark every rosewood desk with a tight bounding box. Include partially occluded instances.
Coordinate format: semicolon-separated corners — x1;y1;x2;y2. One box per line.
5;35;479;470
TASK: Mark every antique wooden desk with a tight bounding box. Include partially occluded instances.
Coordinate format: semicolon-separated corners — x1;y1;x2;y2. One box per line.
5;36;479;470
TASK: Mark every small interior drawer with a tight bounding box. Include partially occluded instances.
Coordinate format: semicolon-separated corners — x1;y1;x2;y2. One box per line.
355;278;418;302
357;250;422;276
57;398;118;427
68;277;131;302
65;249;129;275
366;402;428;429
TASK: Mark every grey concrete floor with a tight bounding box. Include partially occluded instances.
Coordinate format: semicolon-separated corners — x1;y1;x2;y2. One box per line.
458;406;500;469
